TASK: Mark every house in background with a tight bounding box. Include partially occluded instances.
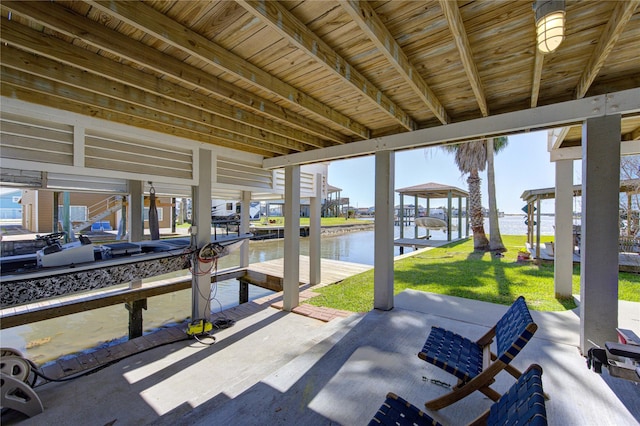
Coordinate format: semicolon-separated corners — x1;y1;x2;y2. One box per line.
0;189;23;221
20;190;172;234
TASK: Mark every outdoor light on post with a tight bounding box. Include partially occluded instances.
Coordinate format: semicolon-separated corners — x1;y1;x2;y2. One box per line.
534;0;565;54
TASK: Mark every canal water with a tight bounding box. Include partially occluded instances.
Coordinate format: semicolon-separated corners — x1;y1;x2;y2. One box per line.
3;215;555;364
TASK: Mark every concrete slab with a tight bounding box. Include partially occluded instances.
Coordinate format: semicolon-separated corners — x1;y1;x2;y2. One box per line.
4;291;639;425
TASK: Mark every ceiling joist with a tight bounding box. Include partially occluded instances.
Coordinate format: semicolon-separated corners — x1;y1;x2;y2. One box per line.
575;0;639;99
85;0;367;140
238;0;416;132
339;0;449;125
1;69;291;158
439;0;488;117
1;1;351;145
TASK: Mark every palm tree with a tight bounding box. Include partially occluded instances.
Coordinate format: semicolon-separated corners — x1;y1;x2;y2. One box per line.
487;136;509;252
443;140;489;251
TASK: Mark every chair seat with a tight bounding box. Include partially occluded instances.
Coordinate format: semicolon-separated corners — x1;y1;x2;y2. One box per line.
419;326;483;382
369;365;547;426
369;392;443;426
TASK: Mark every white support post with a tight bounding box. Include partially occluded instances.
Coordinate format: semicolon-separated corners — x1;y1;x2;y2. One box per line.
192;149;213;322
458;196;463;239
128;180;143;243
309;173;322;286
283;165;301;311
554;159;574;298
447;191;452;241
580;115;621;354
399;194;404;238
240;191;251;268
414;195;419;239
374;150;395;311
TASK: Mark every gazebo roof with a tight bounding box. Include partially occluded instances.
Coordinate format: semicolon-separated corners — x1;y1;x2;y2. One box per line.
396;182;468;199
520;178;640;203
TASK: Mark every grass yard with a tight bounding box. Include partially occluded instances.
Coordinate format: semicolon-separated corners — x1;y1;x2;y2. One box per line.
306;235;640;312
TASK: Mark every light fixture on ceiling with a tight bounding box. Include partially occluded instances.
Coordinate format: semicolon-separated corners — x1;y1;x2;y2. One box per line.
533;0;566;54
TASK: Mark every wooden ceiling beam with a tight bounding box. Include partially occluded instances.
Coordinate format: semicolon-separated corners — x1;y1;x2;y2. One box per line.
1;71;288;158
0;23;329;150
1;46;310;154
338;0;449;125
86;0;367;140
439;0;489;117
530;51;544;108
575;0;639;99
0;72;290;159
237;0;416;131
1;1;349;145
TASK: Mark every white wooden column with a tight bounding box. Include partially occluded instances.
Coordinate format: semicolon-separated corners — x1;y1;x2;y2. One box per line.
580;115;620;354
374;150;395;311
309;173;322;285
128;180;143;243
239;191;251;268
554;159;573;297
192;149;213;322
283;165;301;311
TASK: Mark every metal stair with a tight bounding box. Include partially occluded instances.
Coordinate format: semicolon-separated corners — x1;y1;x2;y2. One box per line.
72;195;123;233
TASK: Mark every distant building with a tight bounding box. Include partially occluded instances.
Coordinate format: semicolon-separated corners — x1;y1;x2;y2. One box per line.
0;189;22;220
20;190;172;234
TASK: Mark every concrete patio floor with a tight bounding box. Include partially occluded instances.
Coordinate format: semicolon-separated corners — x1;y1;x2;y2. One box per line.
6;291;640;425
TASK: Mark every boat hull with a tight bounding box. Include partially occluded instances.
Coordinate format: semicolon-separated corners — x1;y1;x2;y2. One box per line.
0;234;250;308
1;252;191;307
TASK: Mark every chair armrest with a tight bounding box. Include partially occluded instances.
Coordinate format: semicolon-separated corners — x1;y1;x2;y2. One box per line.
476;325;496;347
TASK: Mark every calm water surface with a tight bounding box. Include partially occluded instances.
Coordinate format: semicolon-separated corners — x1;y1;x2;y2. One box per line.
3;215;555;363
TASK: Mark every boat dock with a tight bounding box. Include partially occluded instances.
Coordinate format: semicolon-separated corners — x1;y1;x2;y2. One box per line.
0;256;372;332
394;237;466;249
528;242;640;272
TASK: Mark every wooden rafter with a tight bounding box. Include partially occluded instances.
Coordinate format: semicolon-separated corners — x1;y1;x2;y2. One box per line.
85;0;366;140
1;74;286;157
237;0;416;131
1;1;350;145
629;126;640;141
338;0;449;125
1;46;312;154
1;68;290;158
530;50;544;108
439;0;488;117
575;0;639;99
0;19;332;152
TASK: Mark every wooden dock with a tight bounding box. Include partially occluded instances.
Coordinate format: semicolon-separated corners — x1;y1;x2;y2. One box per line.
528;243;640;272
245;256;372;288
394;237;466;249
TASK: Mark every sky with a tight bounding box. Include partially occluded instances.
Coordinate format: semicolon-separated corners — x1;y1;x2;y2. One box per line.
328;130;575;214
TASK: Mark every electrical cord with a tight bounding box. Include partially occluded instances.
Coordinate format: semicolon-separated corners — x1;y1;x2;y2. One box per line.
27;334;191;388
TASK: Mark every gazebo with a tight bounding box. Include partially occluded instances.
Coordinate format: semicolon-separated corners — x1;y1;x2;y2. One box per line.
395;182;469;243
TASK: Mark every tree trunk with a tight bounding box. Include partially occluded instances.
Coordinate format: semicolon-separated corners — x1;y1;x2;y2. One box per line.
487;139;506;252
467;170;489;251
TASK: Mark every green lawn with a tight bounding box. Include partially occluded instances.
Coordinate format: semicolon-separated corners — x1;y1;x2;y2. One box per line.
306;235;640;312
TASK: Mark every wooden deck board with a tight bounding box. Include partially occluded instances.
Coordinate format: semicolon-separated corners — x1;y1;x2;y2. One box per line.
246;256;372;287
394;237;465;248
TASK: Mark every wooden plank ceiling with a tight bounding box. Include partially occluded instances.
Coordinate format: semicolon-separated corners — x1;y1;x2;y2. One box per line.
1;1;639;159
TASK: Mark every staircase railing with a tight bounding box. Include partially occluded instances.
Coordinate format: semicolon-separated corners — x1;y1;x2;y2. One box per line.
73;195;124;233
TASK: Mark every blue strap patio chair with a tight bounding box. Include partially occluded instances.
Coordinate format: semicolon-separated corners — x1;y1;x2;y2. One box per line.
369;364;547;426
418;296;538;410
